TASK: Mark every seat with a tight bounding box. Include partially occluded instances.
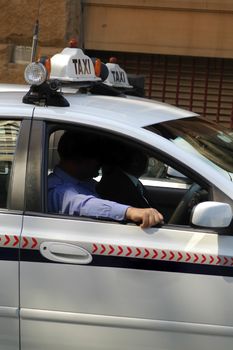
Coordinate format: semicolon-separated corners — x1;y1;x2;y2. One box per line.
96;165;151;208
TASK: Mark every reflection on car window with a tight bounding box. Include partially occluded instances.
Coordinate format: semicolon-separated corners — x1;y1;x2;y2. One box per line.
48;130;64;174
144;157;167;178
0;120;21;208
146;117;233;173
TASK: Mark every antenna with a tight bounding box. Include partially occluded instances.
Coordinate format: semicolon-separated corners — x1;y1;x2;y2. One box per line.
30;19;39;62
23;0;70;107
30;0;41;62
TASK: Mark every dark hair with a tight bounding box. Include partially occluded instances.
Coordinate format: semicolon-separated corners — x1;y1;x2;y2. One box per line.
101;140;148;177
117;147;148;177
58;131;103;161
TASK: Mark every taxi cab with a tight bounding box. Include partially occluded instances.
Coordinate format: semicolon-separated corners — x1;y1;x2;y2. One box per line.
1;43;233;350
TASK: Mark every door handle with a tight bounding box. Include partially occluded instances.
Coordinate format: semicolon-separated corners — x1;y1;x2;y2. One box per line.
40;242;92;264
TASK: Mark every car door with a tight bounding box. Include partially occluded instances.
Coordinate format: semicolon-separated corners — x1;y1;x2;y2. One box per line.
0;118;30;350
20;119;233;350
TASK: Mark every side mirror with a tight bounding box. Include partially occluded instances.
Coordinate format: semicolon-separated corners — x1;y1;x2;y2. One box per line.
191;202;232;228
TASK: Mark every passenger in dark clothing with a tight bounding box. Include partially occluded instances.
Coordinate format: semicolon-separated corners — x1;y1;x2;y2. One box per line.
97;145;152;208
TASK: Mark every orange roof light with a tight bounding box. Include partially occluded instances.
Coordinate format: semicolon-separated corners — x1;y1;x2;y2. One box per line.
94;58;102;77
38;56;51;79
69;38;78;48
109;57;117;64
45;57;51;78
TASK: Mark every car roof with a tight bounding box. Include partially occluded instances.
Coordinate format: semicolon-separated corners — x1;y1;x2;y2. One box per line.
0;84;198;128
65;94;198;128
0;84;29;92
0;85;34;117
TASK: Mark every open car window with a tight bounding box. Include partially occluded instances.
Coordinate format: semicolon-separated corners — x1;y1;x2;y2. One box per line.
46;125;211;226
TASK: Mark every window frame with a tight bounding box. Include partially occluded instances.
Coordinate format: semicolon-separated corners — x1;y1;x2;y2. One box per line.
25;119;232;234
24;119;46;213
0;117;31;212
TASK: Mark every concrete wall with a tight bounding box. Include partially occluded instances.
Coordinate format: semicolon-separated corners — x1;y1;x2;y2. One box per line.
83;0;233;58
0;0;81;83
0;0;232;83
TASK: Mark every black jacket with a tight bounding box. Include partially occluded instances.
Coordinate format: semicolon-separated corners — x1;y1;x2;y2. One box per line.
96;168;150;208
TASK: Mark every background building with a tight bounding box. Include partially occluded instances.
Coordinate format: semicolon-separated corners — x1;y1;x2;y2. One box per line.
0;0;232;127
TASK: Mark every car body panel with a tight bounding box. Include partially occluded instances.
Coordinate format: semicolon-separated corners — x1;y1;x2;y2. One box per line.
0;111;32;349
20;214;233;350
0;213;22;350
19;315;233;350
20;94;233;349
32;92;197;127
0;84;233;349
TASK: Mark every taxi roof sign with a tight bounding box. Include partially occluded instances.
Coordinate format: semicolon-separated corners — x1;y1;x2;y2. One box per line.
50;48;101;83
104;62;132;89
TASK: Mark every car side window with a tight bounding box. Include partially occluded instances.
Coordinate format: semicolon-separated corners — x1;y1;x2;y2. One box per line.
142;156;190;185
47;125;209;226
0;120;21;208
48;130;64;174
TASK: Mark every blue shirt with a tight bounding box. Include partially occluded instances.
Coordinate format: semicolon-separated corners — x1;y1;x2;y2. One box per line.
48;166;129;221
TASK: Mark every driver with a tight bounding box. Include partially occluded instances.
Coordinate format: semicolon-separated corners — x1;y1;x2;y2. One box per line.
48;131;164;228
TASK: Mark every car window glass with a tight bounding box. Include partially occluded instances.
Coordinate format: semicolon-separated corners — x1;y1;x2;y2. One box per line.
143;157;166;178
0;120;21;208
48;130;64;174
146;117;233;173
141;156;190;186
47;126;208;227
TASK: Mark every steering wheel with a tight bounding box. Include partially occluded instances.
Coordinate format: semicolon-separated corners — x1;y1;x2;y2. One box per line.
168;183;202;225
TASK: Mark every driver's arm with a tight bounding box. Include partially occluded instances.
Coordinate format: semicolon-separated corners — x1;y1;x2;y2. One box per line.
126;207;164;228
49;186;164;228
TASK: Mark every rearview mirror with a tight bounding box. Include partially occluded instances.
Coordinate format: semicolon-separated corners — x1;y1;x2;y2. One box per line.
191;202;232;228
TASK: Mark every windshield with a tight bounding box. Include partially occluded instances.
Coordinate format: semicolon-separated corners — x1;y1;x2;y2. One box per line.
146;117;233;173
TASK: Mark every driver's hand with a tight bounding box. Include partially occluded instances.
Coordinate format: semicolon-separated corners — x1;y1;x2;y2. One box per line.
126;207;164;228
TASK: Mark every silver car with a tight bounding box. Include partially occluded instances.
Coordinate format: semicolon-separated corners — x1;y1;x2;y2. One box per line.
1;46;233;350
